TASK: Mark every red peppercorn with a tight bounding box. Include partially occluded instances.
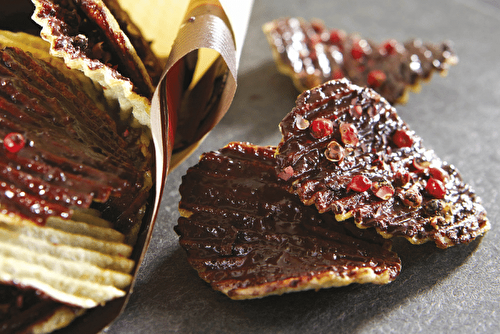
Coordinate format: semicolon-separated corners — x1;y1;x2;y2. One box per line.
429;166;449;182
3;132;26;153
309;34;321;46
373;184;395;200
347;175;372;192
381;39;398;55
392;129;414;148
426;177;446;199
310;118;334;138
367;70;387;88
330;29;344;44
350;105;363;117
295;115;310;130
340;122;359;146
278;166;294;181
325;140;345;162
351;43;365;60
412;159;429;173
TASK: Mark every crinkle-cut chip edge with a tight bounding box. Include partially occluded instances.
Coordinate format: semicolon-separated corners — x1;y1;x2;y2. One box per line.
0;213;135;307
28;306;86;334
349;219;428;244
31;1;152;127
0;209;127;245
83;0;156;94
0;30;51;60
366;222;432;245
262;19;458;105
0;30;117;116
70;209;113;229
0;227;135;274
0;217;133;258
0;262;126;308
434;218;491;249
351;202;491;249
262;21;311;92
45;216;126;243
222;266;397;300
0;243;133;289
393;68;444;105
393;48;458;105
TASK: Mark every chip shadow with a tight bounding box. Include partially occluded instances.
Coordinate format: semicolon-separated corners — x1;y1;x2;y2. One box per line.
109;62;485;333
114;235;481;334
211;61;298;148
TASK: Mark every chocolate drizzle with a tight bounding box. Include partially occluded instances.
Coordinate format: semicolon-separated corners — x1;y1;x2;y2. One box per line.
264;17;458;104
0;284;77;334
0;47;150;229
33;0;163;99
176;142;401;299
276;79;489;248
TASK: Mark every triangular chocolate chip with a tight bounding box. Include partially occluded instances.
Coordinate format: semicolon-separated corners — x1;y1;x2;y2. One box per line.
176;142;401;299
275;79;489;248
264;17;458;104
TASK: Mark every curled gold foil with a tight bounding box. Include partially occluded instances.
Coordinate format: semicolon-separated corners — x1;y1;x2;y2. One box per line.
150;2;253;301
111;0;254;331
105;0;254;332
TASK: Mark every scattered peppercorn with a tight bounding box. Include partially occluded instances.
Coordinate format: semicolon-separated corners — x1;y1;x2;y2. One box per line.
347;175;372;192
325;141;345;162
310;118;334;138
426;177;446;199
340;122;359;146
392;129;414;148
367;70;387;88
3;133;26;153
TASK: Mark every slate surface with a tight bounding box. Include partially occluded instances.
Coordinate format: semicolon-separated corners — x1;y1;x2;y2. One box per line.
107;0;500;333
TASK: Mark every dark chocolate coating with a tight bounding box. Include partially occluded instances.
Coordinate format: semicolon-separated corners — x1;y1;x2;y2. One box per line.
33;0;162;98
265;17;457;104
0;284;79;334
176;142;401;299
0;47;149;230
276;79;489;248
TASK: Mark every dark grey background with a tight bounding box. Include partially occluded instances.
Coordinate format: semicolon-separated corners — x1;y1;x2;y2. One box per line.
107;0;500;333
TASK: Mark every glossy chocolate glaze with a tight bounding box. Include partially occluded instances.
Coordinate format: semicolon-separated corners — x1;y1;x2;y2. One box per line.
264;17;457;104
0;47;149;230
102;0;164;86
33;0;162;98
276;79;489;248
0;284;78;334
176;142;401;299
